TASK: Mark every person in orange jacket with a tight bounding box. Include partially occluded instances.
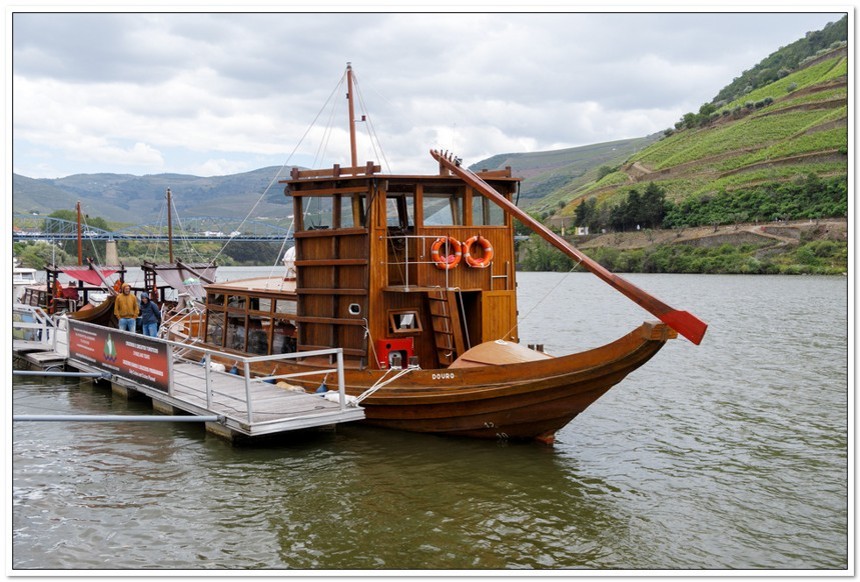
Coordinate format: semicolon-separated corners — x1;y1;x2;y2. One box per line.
114;283;139;332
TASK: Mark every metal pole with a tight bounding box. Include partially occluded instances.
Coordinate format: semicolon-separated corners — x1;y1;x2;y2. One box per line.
13;415;221;422
336;349;346;410
166;343;175;397
13;370;108;378
204;353;212;409
167;188;174;263
76;201;82;266
51;315;58;352
244;361;253;424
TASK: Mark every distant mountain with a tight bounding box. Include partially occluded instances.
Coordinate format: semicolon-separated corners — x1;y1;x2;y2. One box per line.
14;16;847;229
13;166;294;224
469;135;660;207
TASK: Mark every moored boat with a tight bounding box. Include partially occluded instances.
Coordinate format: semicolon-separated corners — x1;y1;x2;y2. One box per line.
13;258;38;301
166;64;707;443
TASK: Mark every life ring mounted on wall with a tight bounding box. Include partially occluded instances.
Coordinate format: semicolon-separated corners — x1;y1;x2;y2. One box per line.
430;236;463;270
462;235;494;268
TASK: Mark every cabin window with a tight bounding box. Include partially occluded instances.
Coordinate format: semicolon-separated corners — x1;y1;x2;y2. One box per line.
272;319;297;354
274;299;296;317
389;310;423;335
472;193;506;226
386;195;413;230
423;192;463;226
340;195;367;228
227;295;247;310
256;298;273;313
208;293;225;307
247;315;269;355
303;196;334;230
227;314;247;351
206;312;225;347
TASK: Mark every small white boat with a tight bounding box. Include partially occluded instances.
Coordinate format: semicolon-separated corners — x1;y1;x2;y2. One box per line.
13;258;38;301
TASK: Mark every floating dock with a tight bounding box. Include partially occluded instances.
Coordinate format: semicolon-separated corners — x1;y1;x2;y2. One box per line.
13;312;365;441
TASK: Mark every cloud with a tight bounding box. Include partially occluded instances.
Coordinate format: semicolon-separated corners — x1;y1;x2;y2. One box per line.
11;11;844;178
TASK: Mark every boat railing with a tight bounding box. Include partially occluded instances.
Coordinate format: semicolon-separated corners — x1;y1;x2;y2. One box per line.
385;234;457;289
13;303;61;351
170;342;350;425
161;301;207;342
66;319;351;427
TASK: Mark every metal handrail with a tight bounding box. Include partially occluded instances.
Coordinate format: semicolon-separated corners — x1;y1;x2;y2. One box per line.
13;304;59;347
385;234;455;289
66;319;351;427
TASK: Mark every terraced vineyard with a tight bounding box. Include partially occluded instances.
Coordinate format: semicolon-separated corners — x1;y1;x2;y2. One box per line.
555;46;847;214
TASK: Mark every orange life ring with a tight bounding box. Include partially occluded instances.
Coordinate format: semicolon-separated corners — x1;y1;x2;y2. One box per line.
463;235;494;268
430;236;462;270
113;280;122;292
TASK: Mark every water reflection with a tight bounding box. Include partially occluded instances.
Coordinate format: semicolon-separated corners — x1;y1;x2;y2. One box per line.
12;273;848;571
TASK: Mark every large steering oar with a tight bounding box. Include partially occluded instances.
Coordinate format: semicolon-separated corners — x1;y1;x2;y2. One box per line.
430;149;708;345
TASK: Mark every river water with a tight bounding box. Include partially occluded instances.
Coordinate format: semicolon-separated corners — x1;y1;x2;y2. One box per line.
11;271;849;572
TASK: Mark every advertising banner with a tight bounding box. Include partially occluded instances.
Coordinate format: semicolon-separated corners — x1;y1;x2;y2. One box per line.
68;320;169;392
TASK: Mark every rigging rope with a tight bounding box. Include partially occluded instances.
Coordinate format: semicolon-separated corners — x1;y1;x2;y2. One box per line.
503;266;580;340
206;70;346;268
351;72;391;173
354;366;415;404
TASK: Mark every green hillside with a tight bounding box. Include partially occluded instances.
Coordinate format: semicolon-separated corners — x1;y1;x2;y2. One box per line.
548;20;848;226
469;135;660;206
553;48;846;226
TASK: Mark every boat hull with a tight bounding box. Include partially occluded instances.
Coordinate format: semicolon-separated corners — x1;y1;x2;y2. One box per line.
215;321;675;442
69;295;117;327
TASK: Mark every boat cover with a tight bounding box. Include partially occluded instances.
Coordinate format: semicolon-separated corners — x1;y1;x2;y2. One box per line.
152;264;218;300
448;340;554;368
60;267;118;286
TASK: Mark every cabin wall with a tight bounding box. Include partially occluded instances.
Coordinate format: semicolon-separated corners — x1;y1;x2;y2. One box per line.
291;181;373;364
370;178;520;369
285;172;520;370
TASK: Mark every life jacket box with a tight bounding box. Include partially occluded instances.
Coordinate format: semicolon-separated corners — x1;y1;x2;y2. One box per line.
376;338;414;369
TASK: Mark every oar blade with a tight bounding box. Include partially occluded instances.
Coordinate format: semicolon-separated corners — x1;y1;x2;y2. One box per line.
659;310;708;345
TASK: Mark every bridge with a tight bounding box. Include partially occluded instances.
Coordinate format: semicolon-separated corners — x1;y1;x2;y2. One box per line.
12;215;294;243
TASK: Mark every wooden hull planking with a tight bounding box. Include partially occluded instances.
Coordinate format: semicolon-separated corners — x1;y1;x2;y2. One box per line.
199;321;673;441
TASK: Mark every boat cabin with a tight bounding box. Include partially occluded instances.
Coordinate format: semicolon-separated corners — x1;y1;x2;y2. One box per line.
201;161;521;370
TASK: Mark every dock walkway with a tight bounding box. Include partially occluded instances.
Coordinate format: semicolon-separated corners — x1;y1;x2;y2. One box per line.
15;315;365;441
139;360;364;437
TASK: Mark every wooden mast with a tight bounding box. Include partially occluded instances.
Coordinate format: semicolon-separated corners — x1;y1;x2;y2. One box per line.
430;149;708;345
347;62;358;168
76;201;83;266
167;188;174;263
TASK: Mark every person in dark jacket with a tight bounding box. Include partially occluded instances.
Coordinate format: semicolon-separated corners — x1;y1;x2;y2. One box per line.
139;292;161;337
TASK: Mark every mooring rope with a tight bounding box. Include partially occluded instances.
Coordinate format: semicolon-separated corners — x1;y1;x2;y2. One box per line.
355;366;415;404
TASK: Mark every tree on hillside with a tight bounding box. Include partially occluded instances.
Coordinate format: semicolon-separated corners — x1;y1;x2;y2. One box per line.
574;198;597;229
639;183;668;228
712;15;847;104
44;209;110;231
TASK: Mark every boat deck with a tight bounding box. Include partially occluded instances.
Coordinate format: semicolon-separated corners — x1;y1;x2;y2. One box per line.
63;356;365;440
15;316;365;442
165;361;365;436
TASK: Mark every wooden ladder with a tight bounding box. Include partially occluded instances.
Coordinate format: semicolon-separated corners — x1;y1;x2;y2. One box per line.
426;290;465;366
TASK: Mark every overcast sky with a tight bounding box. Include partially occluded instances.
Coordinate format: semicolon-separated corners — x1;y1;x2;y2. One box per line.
10;9;845;179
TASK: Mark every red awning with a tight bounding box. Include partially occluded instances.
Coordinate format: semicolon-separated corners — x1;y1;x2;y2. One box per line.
60;268;117;287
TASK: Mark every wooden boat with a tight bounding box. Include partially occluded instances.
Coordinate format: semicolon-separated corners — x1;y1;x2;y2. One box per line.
169;64;707;443
18;261;126;318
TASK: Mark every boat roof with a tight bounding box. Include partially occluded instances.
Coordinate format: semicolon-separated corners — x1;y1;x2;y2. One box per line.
206;276;296;295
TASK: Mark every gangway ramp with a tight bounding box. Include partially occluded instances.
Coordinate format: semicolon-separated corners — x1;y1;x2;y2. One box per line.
65;320;364;440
